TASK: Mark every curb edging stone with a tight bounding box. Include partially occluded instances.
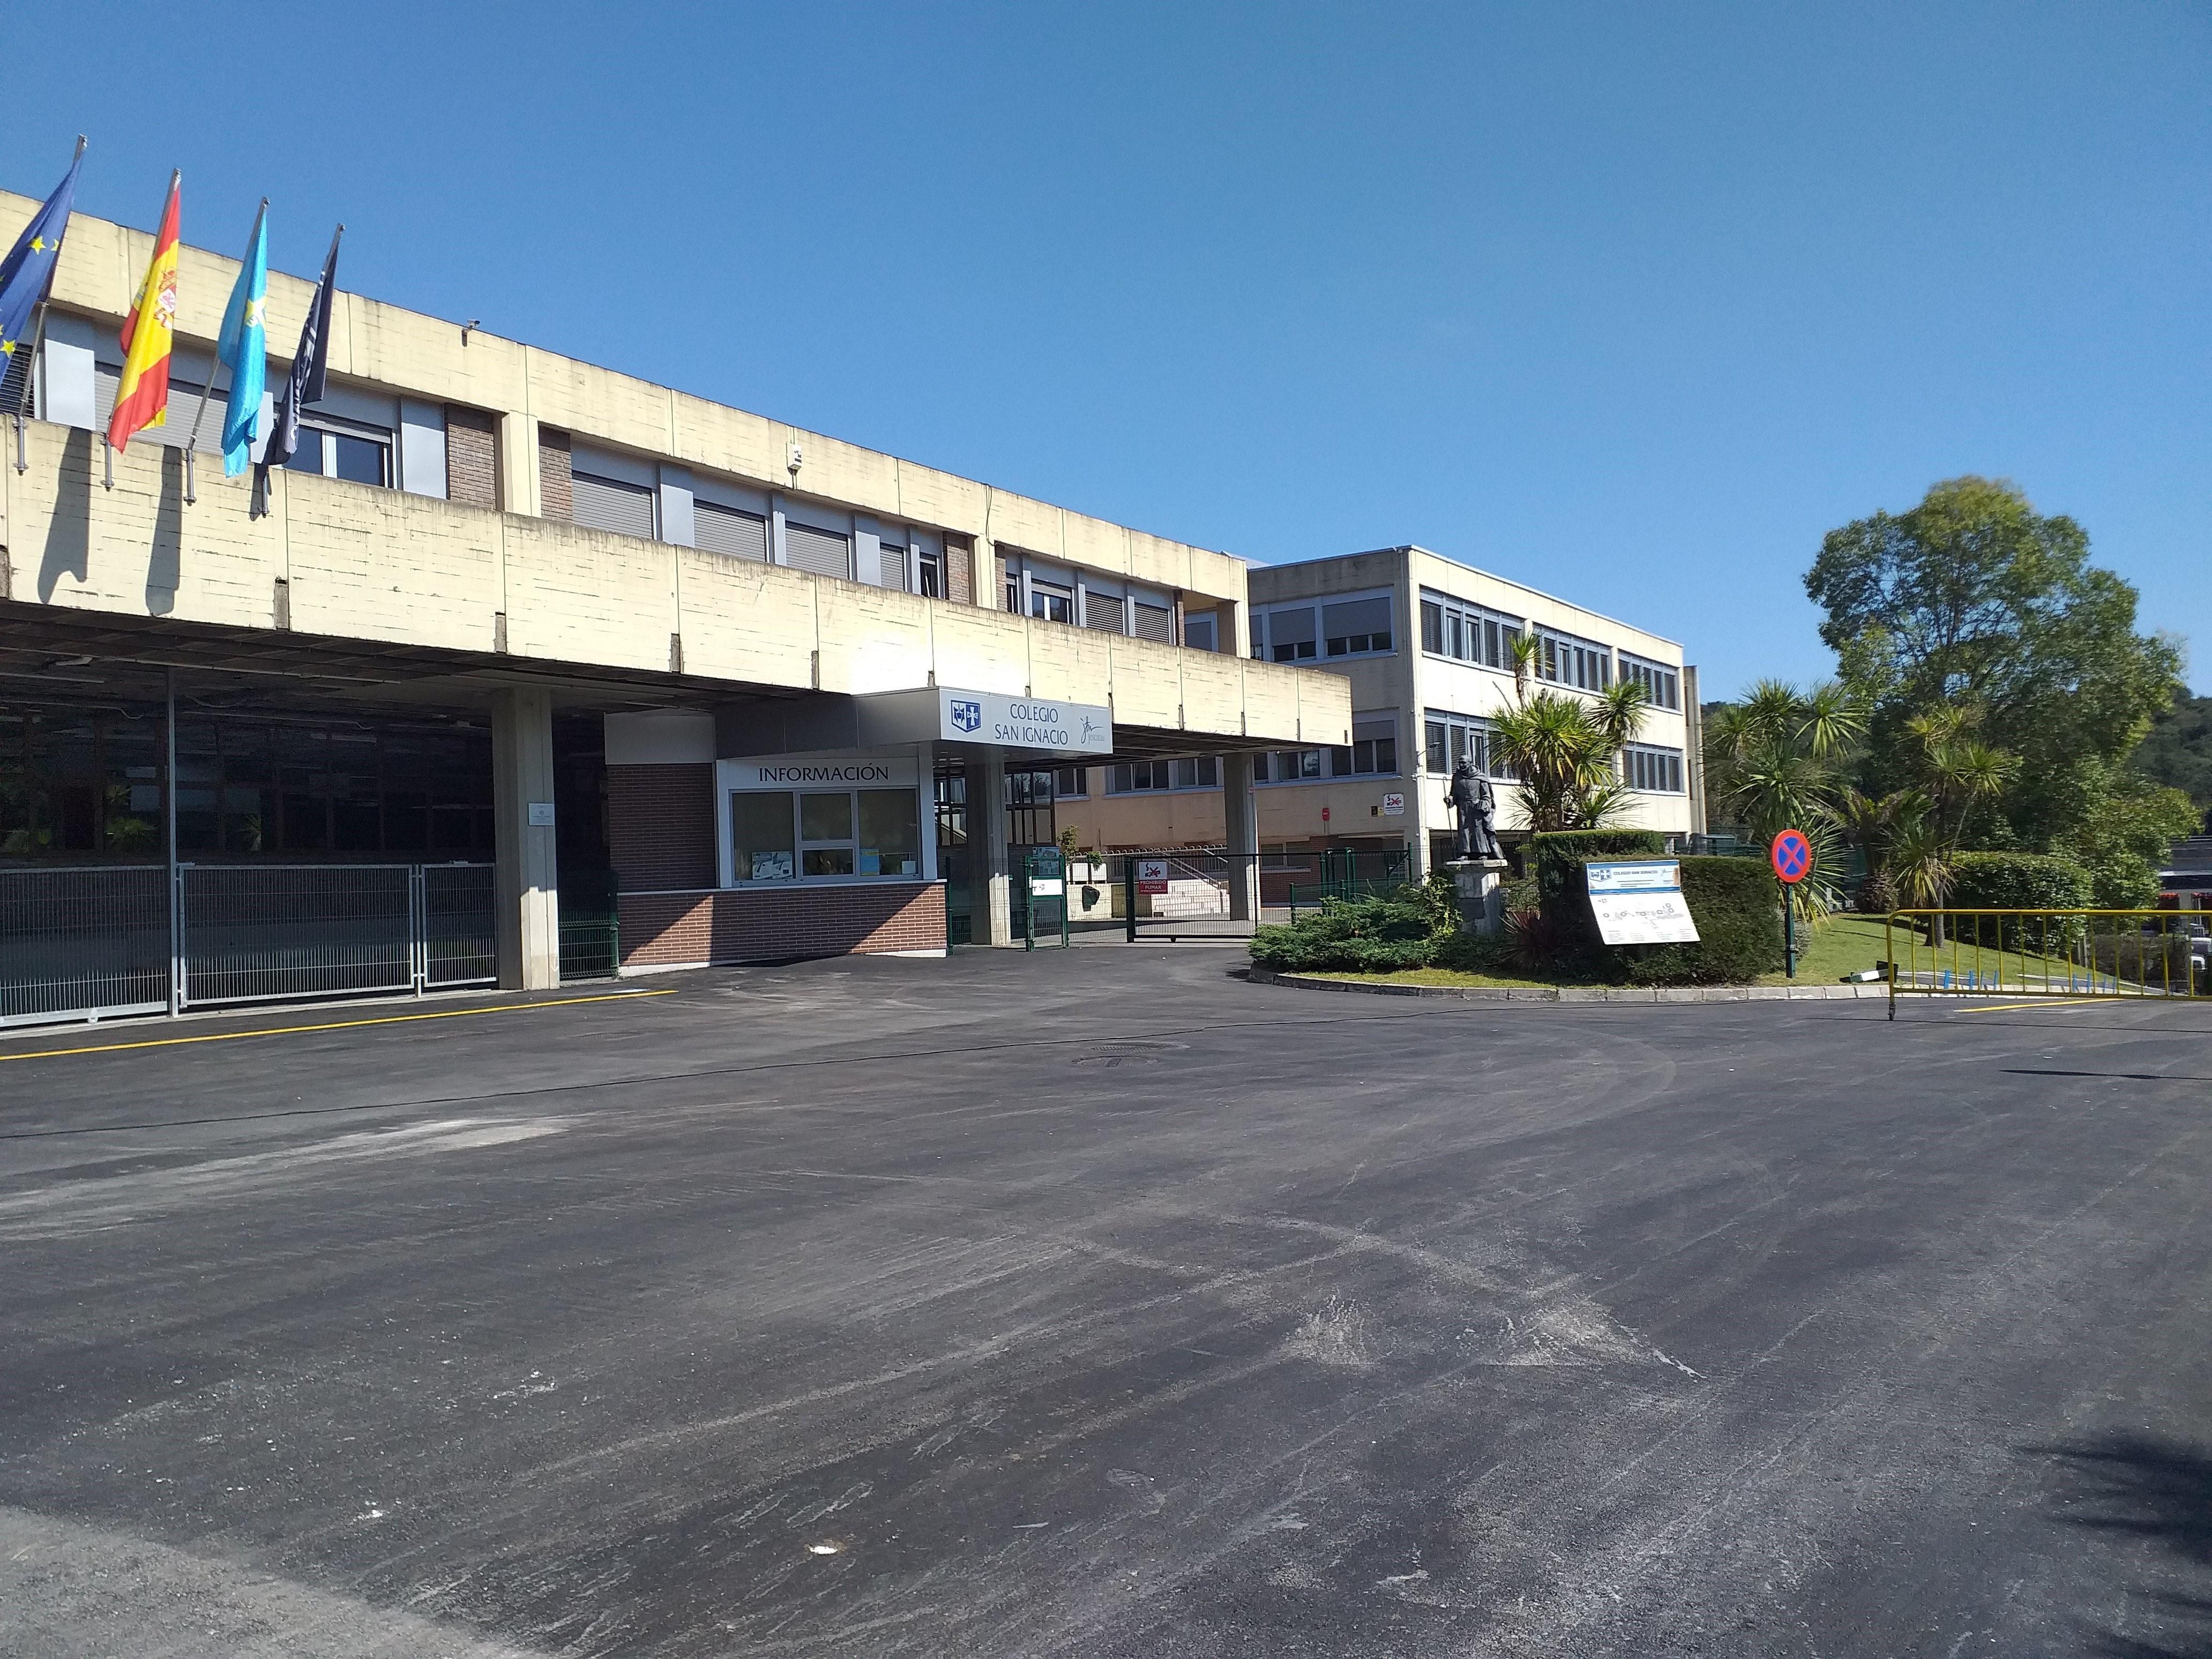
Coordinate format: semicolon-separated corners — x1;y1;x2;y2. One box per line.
1246;969;1892;1004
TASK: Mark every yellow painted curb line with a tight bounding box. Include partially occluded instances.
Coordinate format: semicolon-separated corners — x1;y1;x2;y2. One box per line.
0;989;675;1064
1959;997;2122;1014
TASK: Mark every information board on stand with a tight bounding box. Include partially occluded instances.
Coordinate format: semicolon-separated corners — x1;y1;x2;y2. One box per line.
1585;861;1700;945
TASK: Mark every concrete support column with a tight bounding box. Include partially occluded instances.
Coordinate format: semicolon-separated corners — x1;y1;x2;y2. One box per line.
492;686;561;990
973;746;1012;946
497;411;541;517
1223;750;1260;922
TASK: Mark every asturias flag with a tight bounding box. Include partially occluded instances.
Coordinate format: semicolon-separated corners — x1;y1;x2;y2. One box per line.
108;171;181;451
216;202;268;476
0;140;86;379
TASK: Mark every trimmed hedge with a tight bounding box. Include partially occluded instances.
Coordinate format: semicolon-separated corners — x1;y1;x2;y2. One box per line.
1530;829;1669;915
1947;852;2094;951
1542;854;1786;985
1948;851;2093;911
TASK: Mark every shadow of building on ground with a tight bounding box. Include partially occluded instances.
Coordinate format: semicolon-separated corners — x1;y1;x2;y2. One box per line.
2036;1432;2212;1658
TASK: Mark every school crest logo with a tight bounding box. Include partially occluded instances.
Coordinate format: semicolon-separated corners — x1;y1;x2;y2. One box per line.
950;698;983;734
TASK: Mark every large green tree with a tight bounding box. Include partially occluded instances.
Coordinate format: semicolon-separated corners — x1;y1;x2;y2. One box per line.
1804;476;2183;849
2132;687;2212;820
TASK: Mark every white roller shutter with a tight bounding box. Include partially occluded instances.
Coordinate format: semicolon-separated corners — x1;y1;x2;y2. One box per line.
873;541;909;589
784;520;852;579
92;361;225;452
571;470;656;538
696;499;768;561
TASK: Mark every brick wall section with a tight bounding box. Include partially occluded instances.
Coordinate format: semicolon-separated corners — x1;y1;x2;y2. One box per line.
620;883;946;967
945;533;973;605
607;764;716;891
537;426;573;521
445;406;498;509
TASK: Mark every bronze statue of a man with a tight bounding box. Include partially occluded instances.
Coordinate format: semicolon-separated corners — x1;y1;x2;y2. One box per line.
1448;757;1501;862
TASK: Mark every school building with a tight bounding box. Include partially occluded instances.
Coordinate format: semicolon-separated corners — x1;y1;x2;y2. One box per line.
0;184;1351;1024
1056;547;1704;876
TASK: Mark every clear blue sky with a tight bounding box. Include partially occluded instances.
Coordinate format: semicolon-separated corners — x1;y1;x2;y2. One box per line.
6;3;2204;698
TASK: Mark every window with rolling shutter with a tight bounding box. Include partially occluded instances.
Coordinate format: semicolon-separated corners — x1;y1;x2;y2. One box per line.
696;499;768;561
571;469;655;538
872;540;909;589
1083;588;1125;632
1132;600;1174;644
784;520;852;579
93;361;229;453
1322;596;1393;656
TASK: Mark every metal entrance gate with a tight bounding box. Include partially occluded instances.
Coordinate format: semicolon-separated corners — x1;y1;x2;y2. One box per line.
0;862;498;1028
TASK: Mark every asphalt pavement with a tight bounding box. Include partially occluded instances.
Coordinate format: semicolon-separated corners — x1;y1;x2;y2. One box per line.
1;951;2207;1658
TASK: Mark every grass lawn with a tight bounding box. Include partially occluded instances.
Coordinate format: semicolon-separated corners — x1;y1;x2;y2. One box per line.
1755;914;1893;986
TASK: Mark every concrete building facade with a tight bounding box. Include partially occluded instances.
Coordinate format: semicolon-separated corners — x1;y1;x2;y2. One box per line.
0;185;1349;1017
1057;547;1702;876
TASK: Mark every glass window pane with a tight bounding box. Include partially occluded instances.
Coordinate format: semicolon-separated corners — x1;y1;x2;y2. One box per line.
857;788;920;877
331;432;387;485
731;790;796;881
804;847;855;877
799;791;853;842
282;432;325;474
1425;722;1446;773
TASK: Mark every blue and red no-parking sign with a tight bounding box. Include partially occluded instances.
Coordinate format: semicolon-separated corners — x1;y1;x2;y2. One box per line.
1770;828;1813;885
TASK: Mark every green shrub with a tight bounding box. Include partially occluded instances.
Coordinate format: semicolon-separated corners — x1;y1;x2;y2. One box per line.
1949;851;2093;911
1250;882;1451;974
1948;852;2093;950
1527;828;1667;890
1540;854;1785;985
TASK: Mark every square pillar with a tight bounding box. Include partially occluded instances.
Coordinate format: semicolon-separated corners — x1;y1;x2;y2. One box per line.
973;747;1012;946
1223;750;1260;922
493;686;561;989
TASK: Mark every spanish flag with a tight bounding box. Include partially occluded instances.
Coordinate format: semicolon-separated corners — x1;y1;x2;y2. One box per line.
108;171;180;451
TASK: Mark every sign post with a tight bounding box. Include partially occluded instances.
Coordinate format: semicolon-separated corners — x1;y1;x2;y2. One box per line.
1770;828;1812;980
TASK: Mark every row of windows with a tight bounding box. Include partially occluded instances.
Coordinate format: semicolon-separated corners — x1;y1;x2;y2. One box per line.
1002;555;1180;644
1536;628;1613;692
1421;594;1522;670
1424;712;1511;780
1618;653;1682;711
1254;734;1399;783
1104;757;1220;795
1623;743;1687;794
1251;595;1395;663
1421;587;1682;705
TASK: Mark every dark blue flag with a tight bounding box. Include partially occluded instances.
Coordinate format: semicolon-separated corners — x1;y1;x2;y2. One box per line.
264;224;341;474
0;139;86;401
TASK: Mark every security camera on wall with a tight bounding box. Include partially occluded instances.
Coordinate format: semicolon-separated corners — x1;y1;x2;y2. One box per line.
787;441;804;476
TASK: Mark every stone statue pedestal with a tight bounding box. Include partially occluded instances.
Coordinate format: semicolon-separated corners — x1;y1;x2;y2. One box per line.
1448;857;1509;937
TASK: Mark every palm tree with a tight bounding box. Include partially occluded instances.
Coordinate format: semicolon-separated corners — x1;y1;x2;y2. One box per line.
1488;650;1650;833
1824;786;1925;913
1887;806;1957;947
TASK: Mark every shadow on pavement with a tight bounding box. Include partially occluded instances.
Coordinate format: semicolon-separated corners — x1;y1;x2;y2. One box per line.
2035;1432;2212;1658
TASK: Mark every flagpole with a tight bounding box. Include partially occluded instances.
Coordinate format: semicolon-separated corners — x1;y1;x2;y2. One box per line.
166;666;181;1019
182;197;266;505
10;135;85;474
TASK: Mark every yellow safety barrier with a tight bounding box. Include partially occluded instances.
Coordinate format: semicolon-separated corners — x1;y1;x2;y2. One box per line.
1885;909;2210;1019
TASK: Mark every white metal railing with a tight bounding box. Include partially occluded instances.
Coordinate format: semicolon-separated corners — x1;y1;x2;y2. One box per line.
0;862;497;1028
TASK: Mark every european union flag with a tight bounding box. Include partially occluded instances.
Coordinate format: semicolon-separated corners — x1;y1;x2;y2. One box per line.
216;201;268;476
0;139;86;394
